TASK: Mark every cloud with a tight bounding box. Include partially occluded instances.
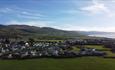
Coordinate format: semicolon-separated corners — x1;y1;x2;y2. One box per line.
17;14;41;20
61;0;115;17
80;0;115;17
61;10;84;15
53;24;115;32
0;8;13;13
0;7;44;19
111;0;115;3
81;1;107;14
21;11;43;17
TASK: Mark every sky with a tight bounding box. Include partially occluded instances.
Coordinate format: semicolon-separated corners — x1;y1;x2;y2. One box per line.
0;0;115;32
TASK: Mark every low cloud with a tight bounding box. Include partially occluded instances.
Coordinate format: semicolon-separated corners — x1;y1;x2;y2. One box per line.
53;24;115;32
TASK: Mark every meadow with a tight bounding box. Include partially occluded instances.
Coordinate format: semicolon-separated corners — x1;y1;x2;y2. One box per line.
0;57;115;70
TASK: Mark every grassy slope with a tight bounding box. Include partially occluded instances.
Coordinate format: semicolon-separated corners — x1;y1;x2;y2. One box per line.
0;57;115;70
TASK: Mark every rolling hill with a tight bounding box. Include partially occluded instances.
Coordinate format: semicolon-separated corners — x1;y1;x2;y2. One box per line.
0;25;85;39
0;24;113;39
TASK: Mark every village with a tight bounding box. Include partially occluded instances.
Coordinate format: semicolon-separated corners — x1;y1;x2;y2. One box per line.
0;38;111;59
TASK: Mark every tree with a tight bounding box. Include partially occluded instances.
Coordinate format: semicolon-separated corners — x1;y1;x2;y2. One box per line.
28;38;35;46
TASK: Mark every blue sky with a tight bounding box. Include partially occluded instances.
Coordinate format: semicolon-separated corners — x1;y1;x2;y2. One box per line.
0;0;115;32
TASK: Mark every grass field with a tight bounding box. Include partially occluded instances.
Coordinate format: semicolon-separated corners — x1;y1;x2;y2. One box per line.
72;45;110;51
73;45;115;57
0;57;115;70
85;45;110;50
0;45;115;70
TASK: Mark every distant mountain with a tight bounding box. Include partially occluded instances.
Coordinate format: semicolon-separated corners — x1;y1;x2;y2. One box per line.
0;25;85;39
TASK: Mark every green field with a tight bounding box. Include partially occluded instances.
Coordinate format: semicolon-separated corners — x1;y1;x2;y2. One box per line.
0;57;115;70
72;45;107;51
73;45;115;57
0;45;115;70
85;45;105;49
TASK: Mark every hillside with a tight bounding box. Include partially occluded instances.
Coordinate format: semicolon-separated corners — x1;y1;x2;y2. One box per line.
0;24;113;39
0;25;85;39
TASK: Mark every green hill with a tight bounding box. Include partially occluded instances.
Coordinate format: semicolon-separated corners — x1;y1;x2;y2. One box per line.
0;25;85;39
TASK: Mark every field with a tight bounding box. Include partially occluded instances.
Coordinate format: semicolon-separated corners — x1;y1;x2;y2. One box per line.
0;57;115;70
73;45;115;57
0;45;115;70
